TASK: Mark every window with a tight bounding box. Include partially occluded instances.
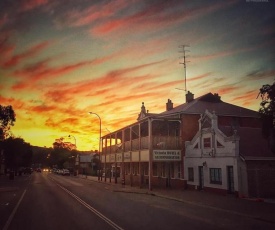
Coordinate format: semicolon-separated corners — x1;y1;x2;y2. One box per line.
144;163;148;176
153;163;158;176
210;168;222;184
170;163;175;178
188;167;194;181
125;164;130;175
133;163;139;175
176;162;181;178
203;137;211;148
217;140;224;148
161;163;166;177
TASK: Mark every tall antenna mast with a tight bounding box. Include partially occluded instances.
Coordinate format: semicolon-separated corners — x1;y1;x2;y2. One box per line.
179;45;190;92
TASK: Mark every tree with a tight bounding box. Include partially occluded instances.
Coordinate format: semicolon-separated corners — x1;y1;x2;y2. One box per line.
32;146;52;168
53;137;76;150
0;105;16;139
3;137;33;171
258;81;275;153
50;138;76;168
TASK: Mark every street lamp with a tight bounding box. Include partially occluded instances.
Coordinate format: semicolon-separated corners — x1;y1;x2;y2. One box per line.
68;135;77;176
68;135;77;149
88;112;102;181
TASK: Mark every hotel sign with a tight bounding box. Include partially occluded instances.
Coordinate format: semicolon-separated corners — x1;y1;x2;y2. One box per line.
153;150;181;161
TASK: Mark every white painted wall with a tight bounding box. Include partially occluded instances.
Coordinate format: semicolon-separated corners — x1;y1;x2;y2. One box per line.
184;111;241;193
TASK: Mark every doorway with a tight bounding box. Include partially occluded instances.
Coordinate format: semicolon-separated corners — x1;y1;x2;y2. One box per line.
198;166;204;190
227;166;234;193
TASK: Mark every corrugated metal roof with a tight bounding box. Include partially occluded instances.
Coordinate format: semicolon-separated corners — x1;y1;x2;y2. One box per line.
160;93;259;118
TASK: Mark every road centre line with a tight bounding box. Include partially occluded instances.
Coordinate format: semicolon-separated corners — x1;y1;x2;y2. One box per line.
50;177;124;230
3;189;27;230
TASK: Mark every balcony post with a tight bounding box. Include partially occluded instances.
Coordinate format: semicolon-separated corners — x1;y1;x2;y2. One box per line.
122;129;125;186
139;123;142;188
115;132;118;184
148;118;153;191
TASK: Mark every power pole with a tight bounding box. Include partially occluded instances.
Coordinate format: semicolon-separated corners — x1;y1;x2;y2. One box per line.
179;45;190;92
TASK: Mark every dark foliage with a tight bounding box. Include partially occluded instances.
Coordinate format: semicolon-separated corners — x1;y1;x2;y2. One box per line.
2;137;33;170
0;105;16;139
258;82;275;153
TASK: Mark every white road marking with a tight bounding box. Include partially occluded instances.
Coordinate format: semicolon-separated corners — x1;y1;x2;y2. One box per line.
51;177;124;230
48;174;83;186
61;177;83;186
3;189;27;230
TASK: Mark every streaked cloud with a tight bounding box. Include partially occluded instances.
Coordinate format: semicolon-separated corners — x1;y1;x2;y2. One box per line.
245;69;275;80
2;41;51;68
20;0;49;12
0;0;273;150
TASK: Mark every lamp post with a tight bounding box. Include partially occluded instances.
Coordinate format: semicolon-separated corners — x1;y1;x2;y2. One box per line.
68;135;77;149
88;112;102;181
68;135;77;176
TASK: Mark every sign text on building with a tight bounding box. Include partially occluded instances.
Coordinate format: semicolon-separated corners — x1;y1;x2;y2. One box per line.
153;150;181;161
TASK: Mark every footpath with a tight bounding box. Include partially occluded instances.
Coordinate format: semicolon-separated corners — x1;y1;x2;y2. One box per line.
80;175;275;224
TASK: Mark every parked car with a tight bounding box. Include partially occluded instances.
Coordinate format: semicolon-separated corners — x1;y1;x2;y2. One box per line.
24;167;33;174
36;168;41;172
62;169;70;176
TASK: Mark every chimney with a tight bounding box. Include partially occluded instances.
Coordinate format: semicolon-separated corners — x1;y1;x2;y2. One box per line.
166;99;173;111
214;93;221;102
186;91;194;103
141;102;146;114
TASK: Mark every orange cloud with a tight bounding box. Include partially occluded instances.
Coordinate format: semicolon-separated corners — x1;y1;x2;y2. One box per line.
12;60;93;90
0;37;16;66
3;41;51;68
191;50;236;63
91;0;238;37
42;61;163;104
245;69;275;80
188;73;212;82
20;0;49;12
0;14;8;27
233;90;257;101
65;0;130;27
217;86;241;95
231;90;260;107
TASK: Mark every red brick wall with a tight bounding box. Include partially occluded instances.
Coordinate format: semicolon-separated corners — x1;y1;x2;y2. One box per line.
181;114;200;179
181;114;200;147
218;116;261;128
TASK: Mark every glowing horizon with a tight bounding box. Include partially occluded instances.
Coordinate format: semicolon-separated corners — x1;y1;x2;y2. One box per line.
0;0;274;151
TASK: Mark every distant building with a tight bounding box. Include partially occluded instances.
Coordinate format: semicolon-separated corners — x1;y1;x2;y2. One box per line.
76;152;98;175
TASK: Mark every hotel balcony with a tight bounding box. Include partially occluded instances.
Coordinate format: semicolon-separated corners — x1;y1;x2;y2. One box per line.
102;135;182;154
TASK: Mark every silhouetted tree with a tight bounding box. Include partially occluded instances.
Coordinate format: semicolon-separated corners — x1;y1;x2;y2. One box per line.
0;105;16;140
53;137;76;150
32;146;52;168
51;138;76;168
258;82;275;153
3;137;33;171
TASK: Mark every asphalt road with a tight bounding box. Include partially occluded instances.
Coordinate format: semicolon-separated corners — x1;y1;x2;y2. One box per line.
1;172;275;230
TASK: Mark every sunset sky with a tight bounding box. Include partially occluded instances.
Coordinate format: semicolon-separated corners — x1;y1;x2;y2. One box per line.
0;0;274;151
